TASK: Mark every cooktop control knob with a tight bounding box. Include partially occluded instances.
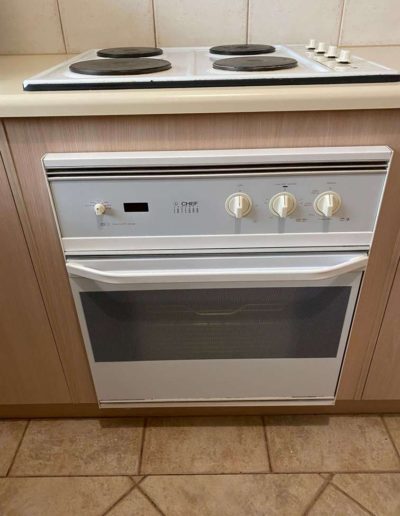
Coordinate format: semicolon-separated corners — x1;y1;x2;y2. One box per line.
225;193;252;219
306;39;317;50
315;42;327;54
269;192;297;218
337;49;351;63
94;203;106;216
314;191;341;218
325;45;338;58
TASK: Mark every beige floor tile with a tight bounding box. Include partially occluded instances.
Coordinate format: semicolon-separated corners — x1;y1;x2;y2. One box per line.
141;416;269;474
108;486;161;516
0;420;27;476
384;415;400;453
265;415;400;472
10;418;144;476
141;473;324;516
308;485;369;515
333;473;400;516
0;476;132;516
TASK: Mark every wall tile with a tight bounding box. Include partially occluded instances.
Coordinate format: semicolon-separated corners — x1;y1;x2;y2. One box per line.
340;0;400;46
0;0;65;54
249;0;343;45
154;0;248;47
58;0;155;53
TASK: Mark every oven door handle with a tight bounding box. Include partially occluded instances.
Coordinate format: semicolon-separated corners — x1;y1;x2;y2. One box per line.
66;254;368;284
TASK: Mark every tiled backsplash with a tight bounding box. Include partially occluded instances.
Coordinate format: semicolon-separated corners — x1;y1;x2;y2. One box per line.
0;0;397;55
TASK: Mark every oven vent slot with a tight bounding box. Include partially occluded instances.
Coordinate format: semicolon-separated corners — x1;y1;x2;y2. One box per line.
46;159;389;177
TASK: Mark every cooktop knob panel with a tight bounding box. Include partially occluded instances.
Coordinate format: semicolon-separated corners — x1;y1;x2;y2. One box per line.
225;193;252;219
269;192;297;218
314;191;341;218
94;202;106;216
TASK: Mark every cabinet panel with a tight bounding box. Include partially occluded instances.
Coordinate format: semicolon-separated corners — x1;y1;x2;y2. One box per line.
0;154;70;404
363;260;400;399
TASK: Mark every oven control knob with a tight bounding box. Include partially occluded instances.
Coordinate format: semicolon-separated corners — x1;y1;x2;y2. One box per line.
225;193;252;218
94;203;106;216
314;191;341;218
269;192;297;218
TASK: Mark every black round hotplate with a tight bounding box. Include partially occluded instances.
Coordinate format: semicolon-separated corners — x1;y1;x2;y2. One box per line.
70;58;172;75
210;44;275;55
213;56;298;72
97;47;163;58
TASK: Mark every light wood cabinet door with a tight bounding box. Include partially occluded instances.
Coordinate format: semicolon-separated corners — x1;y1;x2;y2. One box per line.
0;155;71;404
363;259;400;400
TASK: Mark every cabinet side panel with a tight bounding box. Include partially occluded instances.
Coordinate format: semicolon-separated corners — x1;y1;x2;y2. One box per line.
0;146;70;404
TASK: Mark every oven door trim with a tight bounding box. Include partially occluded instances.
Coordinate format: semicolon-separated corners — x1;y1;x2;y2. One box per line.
68;251;365;407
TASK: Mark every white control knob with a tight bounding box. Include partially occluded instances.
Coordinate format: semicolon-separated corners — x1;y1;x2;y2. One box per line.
225;193;252;219
94;203;106;216
325;45;338;58
337;49;351;63
314;191;341;218
269;192;297;218
306;38;317;50
315;42;327;54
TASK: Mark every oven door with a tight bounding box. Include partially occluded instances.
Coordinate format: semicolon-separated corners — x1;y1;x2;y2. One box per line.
67;252;366;407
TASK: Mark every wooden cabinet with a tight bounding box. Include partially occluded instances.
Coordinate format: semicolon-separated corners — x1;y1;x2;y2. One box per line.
3;111;400;411
363;259;400;400
0;153;71;404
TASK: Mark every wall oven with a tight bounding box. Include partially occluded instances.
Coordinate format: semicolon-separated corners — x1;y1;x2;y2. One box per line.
44;146;392;407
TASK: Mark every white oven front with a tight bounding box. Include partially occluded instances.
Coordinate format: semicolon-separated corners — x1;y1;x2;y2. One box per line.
68;251;365;407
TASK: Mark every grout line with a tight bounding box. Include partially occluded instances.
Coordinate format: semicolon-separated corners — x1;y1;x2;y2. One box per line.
7;474;150;478
6;420;30;477
337;0;348;46
301;473;332;516
381;415;400;463
245;0;250;44
330;481;375;515
137;418;147;475
137;483;166;516
151;0;159;47
55;0;68;53
131;474;146;486
6;469;400;478
262;417;273;472
102;482;137;516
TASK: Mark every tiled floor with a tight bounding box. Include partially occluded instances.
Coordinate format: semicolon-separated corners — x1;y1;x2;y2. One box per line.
0;415;400;515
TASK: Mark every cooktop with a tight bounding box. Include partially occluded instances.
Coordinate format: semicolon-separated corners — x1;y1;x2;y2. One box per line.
23;42;400;91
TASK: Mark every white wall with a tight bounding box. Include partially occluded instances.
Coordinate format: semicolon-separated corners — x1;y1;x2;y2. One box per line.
0;0;398;54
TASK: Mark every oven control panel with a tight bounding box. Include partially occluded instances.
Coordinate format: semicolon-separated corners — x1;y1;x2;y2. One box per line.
44;147;391;252
48;171;388;252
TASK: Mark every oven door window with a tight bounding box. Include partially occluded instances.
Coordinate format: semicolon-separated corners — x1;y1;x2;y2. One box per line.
80;286;351;363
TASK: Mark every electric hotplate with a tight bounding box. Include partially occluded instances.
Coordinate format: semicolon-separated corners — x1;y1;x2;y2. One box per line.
97;47;163;58
70;58;172;76
209;44;276;55
213;56;298;72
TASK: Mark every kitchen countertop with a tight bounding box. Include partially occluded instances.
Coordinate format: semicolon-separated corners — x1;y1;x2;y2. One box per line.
1;46;400;118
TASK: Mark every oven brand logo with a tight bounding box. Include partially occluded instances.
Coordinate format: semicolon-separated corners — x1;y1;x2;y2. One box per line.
173;201;199;214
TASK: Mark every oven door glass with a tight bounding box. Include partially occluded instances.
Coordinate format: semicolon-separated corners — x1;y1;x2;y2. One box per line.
68;252;365;405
